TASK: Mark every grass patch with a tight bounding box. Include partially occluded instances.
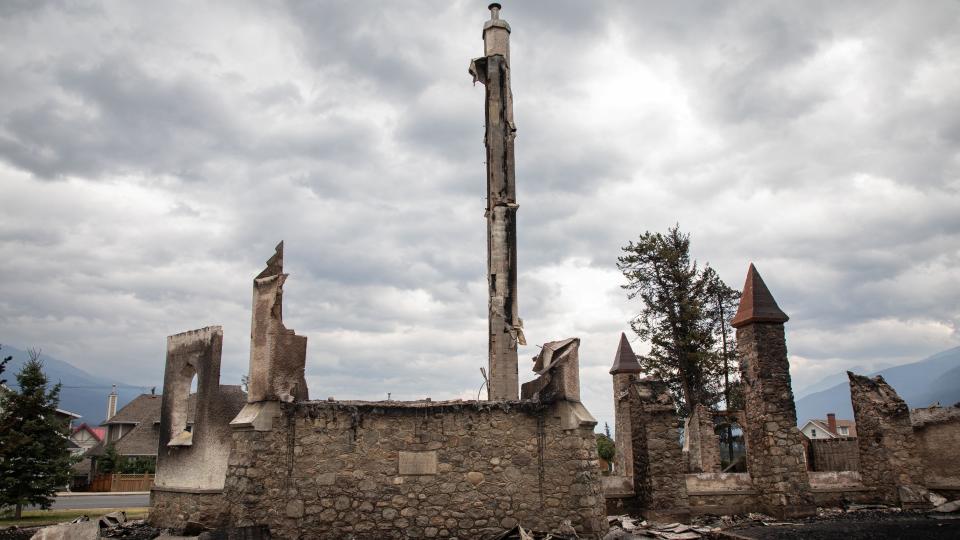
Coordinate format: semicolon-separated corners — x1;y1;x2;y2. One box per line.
0;507;148;528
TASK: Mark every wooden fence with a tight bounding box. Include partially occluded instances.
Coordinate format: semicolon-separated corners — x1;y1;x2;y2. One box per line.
90;473;155;492
807;437;860;472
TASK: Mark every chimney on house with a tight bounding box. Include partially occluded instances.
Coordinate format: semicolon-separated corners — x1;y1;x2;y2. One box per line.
827;413;837;435
106;384;118;421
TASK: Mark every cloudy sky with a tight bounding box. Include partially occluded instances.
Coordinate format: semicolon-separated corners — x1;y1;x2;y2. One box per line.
1;0;958;430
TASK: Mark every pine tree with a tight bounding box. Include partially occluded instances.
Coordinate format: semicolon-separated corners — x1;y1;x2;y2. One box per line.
0;344;10;386
617;225;740;416
0;351;75;519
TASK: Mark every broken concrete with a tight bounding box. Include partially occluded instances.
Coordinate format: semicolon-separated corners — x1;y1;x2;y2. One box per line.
521;337;581;402
245;242;308;404
848;372;929;508
732;264;814;518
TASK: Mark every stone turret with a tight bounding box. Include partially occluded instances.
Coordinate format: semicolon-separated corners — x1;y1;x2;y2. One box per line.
732;264;814;518
470;3;523;400
610;332;642;476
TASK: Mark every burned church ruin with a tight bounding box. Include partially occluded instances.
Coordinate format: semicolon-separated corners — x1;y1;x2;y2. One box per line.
605;263;960;520
150;5;605;539
146;5;960;538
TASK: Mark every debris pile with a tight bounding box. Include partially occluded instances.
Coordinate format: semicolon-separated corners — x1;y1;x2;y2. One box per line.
486;523;579;540
604;516;714;539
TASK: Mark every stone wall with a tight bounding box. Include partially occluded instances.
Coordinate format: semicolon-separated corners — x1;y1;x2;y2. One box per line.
150;488;230;529
628;379;689;521
685;404;721;474
612;374;634;477
685;473;757;516
736;323;814;517
807;438;860;472
912;405;960;490
848;372;927;507
222;400;606;539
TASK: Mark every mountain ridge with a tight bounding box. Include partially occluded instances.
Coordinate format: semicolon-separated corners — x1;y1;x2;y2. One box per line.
1;344;151;425
794;345;960;424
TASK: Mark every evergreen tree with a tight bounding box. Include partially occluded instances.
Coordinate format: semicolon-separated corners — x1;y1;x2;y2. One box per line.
617;225;740;415
0;352;75;519
0;344;10;386
97;443;121;474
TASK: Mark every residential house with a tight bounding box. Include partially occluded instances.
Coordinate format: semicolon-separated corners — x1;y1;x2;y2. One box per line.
69;423;106;489
86;392;163;475
800;412;857;439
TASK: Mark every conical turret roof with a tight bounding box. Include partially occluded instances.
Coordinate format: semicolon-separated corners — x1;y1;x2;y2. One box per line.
730;263;789;328
609;332;643;374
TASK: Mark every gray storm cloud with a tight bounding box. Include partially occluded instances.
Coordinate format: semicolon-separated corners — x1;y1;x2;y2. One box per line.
1;0;958;431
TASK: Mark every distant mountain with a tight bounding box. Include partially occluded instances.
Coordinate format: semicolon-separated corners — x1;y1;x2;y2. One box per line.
794;364;872;398
795;346;960;425
0;344;153;425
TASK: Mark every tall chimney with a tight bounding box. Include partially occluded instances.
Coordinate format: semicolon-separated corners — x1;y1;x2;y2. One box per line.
105;384;118;421
827;413;837;435
471;3;522;400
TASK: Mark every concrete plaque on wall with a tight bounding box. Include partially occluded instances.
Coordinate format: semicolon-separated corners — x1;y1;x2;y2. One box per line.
398;451;437;475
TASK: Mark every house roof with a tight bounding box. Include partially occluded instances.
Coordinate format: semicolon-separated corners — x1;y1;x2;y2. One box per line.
801;418;857;438
609;332;643;375
55;408;82;419
731;264;789;328
102;394;162;425
89;387;242;457
72;423;106;442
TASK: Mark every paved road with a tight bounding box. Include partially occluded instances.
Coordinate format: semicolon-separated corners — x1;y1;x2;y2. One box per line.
34;493;150;510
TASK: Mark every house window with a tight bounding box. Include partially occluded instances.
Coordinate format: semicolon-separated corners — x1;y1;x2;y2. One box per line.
838;426;848;436
811;428;817;437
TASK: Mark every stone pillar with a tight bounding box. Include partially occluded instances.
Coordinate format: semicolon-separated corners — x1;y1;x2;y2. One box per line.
470;3;522;400
609;332;642;478
630;378;690;521
686;404;721;473
848;372;929;508
731;264;814;518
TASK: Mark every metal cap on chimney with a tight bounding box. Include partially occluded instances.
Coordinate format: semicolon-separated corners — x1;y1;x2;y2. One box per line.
483;3;511;59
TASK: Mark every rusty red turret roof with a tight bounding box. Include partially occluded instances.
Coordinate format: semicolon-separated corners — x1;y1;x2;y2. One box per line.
730;263;789;328
609;332;643;374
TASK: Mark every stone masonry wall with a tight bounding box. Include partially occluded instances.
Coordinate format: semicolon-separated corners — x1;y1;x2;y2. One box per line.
150;489;230;530
848;373;926;506
629;379;689;521
912;405;960;489
612;373;634;477
686;404;721;474
222;400;606;539
737;324;814;518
